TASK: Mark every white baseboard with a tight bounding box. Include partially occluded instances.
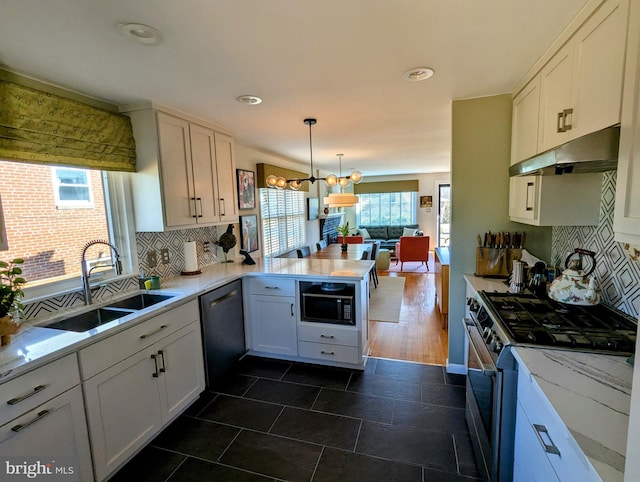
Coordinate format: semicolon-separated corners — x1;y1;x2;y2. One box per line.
446;359;466;375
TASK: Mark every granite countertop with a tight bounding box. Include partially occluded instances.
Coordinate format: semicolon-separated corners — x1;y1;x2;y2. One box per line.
434;247;450;265
513;347;632;482
0;257;373;384
464;273;633;481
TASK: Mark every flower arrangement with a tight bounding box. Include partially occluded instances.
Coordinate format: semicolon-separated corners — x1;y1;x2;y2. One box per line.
0;258;26;345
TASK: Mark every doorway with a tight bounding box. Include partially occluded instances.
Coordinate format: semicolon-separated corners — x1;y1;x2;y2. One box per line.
437;183;451;247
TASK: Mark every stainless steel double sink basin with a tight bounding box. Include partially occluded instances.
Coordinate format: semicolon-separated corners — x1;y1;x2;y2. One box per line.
45;293;174;332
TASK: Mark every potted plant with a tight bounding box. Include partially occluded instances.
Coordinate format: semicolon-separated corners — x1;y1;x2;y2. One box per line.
0;258;26;345
337;222;353;252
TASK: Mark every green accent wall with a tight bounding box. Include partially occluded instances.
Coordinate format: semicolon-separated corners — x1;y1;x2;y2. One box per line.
448;94;552;367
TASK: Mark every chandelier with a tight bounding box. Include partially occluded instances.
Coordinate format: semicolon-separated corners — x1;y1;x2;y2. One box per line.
323;154;359;207
265;118;363;190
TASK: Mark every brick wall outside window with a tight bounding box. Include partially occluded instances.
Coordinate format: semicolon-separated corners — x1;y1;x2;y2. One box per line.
1;160;109;283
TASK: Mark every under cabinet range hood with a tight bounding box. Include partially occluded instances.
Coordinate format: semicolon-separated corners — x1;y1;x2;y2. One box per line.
509;125;620;177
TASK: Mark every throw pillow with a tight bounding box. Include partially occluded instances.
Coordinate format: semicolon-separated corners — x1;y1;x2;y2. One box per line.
402;227;417;237
358;227;371;239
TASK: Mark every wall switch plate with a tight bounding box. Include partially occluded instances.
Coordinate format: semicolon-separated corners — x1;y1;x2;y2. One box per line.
161;248;170;264
147;250;158;268
203;242;210;253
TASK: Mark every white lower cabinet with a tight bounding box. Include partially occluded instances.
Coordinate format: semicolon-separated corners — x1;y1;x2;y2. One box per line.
514;360;600;482
248;294;297;356
0;384;93;481
297;323;360;365
81;301;204;481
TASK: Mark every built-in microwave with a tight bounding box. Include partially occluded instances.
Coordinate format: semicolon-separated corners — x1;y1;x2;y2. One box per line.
299;281;355;325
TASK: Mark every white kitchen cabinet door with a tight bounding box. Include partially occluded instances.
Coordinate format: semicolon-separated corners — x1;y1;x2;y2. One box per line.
83;346;163;481
189;123;220;225
509;176;539;222
0;386;93;481
513;402;560;482
570;0;628;139
615;0;640;244
157;322;205;423
248;295;297;356
214;132;239;223
537;42;573;152
156;112;194;228
511;77;541;165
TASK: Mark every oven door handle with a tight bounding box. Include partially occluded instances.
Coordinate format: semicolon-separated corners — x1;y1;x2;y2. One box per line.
463;318;497;376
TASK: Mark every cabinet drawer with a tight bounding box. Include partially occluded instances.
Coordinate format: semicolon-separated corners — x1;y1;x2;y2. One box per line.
79;300;199;380
517;368;598;480
298;341;360;365
0;354;79;427
247;277;296;296
298;324;358;347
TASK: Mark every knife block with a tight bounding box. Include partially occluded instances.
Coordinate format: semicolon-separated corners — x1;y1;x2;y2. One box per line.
475;248;522;278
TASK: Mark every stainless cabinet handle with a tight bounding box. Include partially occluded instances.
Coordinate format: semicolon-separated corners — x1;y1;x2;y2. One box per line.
151;354;159;378
563;108;573;131
190;197;198;218
158;350;166;373
265;286;280;290
533;424;561;455
140;324;168;340
290;303;294;317
320;351;335;355
7;385;47;405
219;198;225;216
320;334;335;339
11;410;51;432
196;197;203;218
525;182;535;211
556;111;565;133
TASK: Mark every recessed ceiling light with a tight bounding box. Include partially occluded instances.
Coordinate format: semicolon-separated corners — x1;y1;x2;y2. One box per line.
236;95;263;105
402;67;434;82
118;23;164;45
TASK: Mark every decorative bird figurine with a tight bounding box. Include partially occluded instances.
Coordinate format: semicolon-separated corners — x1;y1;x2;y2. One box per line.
217;224;237;263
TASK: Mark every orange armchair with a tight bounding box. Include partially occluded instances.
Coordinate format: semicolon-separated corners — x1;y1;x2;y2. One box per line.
337;235;364;244
395;236;430;270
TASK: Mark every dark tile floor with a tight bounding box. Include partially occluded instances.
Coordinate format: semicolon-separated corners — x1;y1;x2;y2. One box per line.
111;356;480;482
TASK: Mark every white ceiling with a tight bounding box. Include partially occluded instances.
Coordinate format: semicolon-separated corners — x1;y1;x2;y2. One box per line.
0;0;588;176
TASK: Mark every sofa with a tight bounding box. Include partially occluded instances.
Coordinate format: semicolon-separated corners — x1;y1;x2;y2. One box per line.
356;224;420;252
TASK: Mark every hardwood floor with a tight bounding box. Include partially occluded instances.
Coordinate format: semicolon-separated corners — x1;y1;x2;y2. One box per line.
368;267;448;366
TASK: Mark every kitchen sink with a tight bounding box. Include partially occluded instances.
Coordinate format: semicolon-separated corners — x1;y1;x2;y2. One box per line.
46;308;129;332
105;293;174;310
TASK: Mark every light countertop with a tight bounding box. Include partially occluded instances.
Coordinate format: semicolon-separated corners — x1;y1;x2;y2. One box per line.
464;273;633;481
0;257;373;384
434;247;450;265
513;346;632;482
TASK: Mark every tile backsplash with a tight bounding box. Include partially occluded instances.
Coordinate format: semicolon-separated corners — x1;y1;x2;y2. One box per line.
552;171;640;318
136;226;220;278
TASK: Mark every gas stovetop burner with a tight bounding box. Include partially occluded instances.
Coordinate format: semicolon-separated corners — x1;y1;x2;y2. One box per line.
479;291;637;354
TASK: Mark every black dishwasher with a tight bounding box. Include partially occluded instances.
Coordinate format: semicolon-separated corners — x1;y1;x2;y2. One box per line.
199;280;246;387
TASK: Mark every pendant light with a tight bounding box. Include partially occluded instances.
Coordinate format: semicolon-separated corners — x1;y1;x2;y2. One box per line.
323;154;359;207
265;119;364;190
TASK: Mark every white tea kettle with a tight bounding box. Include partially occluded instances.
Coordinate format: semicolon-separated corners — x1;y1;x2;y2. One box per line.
549;248;600;305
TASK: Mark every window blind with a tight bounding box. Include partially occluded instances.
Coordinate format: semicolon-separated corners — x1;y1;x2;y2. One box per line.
260;188;306;256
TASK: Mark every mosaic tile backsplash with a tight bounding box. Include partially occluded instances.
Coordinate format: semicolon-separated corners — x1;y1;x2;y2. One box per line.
552;171;640;318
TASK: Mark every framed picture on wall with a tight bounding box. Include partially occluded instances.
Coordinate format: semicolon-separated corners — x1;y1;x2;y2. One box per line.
307;198;319;220
236;169;256;209
240;214;259;252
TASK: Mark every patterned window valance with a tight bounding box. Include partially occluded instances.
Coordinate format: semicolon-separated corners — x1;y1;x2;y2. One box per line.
256;163;310;192
0;80;136;172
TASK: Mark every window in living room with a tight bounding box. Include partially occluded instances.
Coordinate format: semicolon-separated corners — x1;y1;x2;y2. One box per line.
260;188;306;256
357;192;417;225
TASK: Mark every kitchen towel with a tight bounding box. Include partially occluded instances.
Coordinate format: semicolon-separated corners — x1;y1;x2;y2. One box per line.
183;241;198;273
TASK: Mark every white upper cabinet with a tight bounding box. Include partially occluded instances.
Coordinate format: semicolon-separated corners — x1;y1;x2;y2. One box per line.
513;0;629;163
615;0;640;244
511;78;541;165
126;106;238;232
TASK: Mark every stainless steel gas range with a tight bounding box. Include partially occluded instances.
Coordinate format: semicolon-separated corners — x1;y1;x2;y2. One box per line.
463;290;637;482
